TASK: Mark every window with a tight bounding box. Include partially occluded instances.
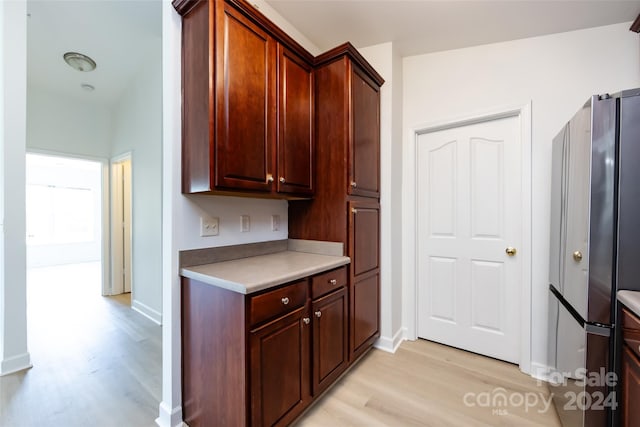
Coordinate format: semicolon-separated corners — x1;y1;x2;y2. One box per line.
26;153;101;246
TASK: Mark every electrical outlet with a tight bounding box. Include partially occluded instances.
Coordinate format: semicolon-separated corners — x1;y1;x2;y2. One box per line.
271;214;280;231
200;216;219;237
240;215;250;232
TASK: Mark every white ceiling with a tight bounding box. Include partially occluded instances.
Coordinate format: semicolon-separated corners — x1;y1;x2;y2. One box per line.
264;0;640;56
26;1;640;108
27;0;161;107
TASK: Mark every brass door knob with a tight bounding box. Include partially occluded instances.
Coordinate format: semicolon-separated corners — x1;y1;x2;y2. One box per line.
505;247;517;256
573;251;583;262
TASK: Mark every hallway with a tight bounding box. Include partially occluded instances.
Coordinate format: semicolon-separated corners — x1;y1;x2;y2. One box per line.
0;262;161;427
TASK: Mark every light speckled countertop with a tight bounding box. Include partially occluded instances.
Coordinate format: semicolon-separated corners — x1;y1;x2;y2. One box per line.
619;290;640;318
180;250;350;295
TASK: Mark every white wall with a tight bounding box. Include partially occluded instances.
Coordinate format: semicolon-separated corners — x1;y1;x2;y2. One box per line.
27;85;112;159
251;0;321;56
402;22;640;372
358;42;404;352
111;48;163;324
0;0;31;376
159;2;320;425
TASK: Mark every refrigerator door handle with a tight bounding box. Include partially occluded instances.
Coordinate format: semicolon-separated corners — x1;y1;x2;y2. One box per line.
550;284;586;327
550;284;612;337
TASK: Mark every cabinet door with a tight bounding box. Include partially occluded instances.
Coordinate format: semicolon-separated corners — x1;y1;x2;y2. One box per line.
622;344;640;427
349;200;380;277
311;287;348;395
349;66;380;198
350;271;380;360
349;200;380;359
250;306;310;427
277;45;314;196
215;3;276;191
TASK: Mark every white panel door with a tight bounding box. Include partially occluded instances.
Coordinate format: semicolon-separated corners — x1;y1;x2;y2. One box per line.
417;116;522;363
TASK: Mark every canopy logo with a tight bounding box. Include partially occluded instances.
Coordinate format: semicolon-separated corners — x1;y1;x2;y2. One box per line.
462;388;553;415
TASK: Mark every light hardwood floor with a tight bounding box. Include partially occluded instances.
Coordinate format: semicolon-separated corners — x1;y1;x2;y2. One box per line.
0;262;161;427
1;262;560;426
297;341;561;427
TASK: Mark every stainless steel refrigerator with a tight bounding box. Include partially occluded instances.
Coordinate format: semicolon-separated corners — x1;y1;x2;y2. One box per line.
548;88;640;427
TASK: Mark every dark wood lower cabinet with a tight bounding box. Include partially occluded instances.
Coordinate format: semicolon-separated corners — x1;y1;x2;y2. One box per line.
250;306;310;427
182;278;247;427
621;307;640;427
622;344;640;427
348;200;380;361
351;271;380;360
182;266;353;427
312;287;348;395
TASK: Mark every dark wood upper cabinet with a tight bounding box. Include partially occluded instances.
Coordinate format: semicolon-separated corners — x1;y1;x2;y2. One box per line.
350;67;381;198
216;3;276;191
277;45;314;196
175;0;314;198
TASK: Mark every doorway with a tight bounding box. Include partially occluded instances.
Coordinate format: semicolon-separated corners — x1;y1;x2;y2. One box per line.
416;116;522;363
405;104;532;372
25;152;106;276
111;154;132;297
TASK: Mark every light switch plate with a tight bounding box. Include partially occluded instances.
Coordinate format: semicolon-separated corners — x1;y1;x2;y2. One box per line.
271;214;280;231
240;215;250;232
200;216;219;237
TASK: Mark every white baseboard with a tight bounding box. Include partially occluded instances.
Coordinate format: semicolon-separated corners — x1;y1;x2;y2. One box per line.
374;327;405;353
132;299;162;325
529;361;553;383
156;401;187;427
0;352;32;376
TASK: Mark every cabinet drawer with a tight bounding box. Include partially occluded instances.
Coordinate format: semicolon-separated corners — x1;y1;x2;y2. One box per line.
249;279;308;327
311;267;347;299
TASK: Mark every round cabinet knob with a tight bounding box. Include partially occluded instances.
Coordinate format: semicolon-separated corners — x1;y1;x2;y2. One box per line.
329;279;337;285
281;297;289;305
505;247;517;257
350;181;357;188
266;174;274;183
279;177;286;183
315;311;322;318
573;251;583;262
303;317;310;325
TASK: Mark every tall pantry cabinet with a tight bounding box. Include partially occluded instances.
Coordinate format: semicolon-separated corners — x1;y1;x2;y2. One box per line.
289;43;384;361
